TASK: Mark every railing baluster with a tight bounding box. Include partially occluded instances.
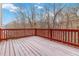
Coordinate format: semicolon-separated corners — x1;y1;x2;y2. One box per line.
78;32;79;44
71;32;73;43
67;31;69;42
74;32;76;44
0;29;1;41
63;31;65;42
50;29;52;40
61;31;63;41
3;30;4;40
35;29;37;36
4;30;6;39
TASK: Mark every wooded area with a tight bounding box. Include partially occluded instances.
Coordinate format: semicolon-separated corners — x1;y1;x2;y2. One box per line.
2;3;79;29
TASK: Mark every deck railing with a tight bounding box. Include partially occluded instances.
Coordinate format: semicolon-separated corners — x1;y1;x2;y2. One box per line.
0;29;35;40
36;29;79;47
0;28;79;47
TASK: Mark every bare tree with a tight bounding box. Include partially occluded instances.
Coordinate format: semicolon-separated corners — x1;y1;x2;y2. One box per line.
50;3;65;29
64;7;79;29
12;7;26;29
44;6;50;29
27;10;33;27
30;5;36;28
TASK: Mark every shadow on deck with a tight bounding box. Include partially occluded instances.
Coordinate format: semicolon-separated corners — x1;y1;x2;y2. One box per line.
0;36;79;56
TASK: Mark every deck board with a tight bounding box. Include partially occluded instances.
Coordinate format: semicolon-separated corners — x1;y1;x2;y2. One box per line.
0;41;3;55
1;41;6;56
9;40;15;56
20;40;35;56
5;40;9;56
0;36;79;56
14;40;24;56
12;40;20;56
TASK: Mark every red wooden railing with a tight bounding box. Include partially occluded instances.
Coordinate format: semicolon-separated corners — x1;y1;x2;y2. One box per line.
0;29;35;40
0;28;79;47
36;29;79;47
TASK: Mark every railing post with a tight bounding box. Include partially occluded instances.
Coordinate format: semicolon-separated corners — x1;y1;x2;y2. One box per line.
0;28;1;41
78;32;79;45
35;29;37;36
50;29;52;40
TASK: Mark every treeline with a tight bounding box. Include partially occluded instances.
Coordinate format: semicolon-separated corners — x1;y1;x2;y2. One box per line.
5;3;79;29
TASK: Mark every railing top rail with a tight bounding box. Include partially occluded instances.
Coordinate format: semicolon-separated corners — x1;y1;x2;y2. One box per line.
0;28;79;31
0;28;36;30
51;29;79;31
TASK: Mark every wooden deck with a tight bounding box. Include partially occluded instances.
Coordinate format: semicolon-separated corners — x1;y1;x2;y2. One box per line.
0;36;79;56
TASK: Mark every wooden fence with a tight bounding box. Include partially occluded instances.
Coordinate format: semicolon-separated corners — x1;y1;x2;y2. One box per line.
0;28;79;47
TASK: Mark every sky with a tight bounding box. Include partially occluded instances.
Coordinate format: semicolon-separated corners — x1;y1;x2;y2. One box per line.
2;3;79;25
3;3;48;25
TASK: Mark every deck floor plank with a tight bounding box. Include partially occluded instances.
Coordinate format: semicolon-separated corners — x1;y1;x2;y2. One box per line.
32;37;79;56
16;39;29;56
20;40;35;56
0;36;79;56
25;37;69;56
24;39;54;56
0;41;6;56
34;37;79;55
0;41;4;55
14;40;24;56
22;40;40;56
5;40;10;56
9;40;15;56
27;41;48;56
12;40;20;56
